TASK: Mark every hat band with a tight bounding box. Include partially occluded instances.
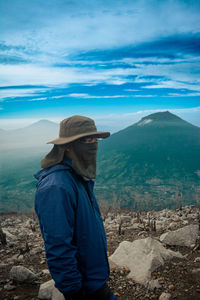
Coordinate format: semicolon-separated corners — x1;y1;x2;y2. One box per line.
60;125;97;138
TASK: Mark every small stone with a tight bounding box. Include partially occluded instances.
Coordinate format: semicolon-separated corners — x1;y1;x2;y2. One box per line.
17;255;23;262
148;279;161;290
194;257;200;263
0;263;8;269
1;229;17;241
40;260;46;264
4;283;16;291
168;284;175;290
159;292;171;300
30;247;43;256
123;265;130;272
42;269;50;275
191;268;200;281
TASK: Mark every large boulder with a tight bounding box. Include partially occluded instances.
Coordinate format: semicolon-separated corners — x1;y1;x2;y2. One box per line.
10;266;37;282
160;224;199;247
38;279;64;300
109;237;183;285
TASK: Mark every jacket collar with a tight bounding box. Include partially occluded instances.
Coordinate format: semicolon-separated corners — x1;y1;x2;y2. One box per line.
34;157;94;187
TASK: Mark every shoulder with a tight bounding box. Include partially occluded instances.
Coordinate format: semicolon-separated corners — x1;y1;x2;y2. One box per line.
37;167;77;191
35;171;79;211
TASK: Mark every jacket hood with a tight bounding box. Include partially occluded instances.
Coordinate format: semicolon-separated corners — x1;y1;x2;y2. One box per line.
34;158;72;183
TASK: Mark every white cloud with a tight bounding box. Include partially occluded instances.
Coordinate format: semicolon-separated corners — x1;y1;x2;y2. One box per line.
1;60;200;100
2;0;200;56
133;94;154;97
168;92;200;97
68;93;128;99
144;80;200;92
0;64;76;87
51;95;66;99
0;64;136;88
125;89;139;92
28;97;47;101
68;93;89;98
0;87;47;100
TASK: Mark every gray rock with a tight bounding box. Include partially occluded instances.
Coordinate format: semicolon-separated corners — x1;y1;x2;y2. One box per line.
52;287;65;300
148;279;161;290
42;269;50;275
1;229;17;241
194;257;200;263
38;280;54;299
30;246;43;255
38;279;64;299
160;224;199;247
131;223;141;230
182;220;189;226
109;237;183;285
0;263;8;270
167;222;178;230
106;224;119;231
159;292;171;300
104;217;112;225
4;283;16;291
120;215;132;223
10;266;37;282
191;268;200;281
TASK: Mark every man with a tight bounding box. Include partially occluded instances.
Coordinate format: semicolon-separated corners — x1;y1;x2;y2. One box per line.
34;116;117;300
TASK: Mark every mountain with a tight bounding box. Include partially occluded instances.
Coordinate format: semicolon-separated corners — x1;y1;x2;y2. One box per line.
96;111;200;210
0;120;59;149
99;111;199;151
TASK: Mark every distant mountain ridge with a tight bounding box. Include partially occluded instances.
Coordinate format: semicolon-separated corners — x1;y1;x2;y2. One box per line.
0;111;200;212
0;120;59;149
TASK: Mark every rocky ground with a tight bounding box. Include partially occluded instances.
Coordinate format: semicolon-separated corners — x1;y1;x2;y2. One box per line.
0;206;200;300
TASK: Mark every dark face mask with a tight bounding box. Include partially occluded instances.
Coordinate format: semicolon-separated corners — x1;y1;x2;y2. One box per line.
69;140;98;179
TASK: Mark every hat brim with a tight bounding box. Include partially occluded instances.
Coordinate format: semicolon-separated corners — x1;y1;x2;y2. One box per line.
47;131;110;145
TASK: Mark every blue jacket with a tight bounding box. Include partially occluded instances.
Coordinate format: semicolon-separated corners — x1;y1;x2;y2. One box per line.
34;158;110;295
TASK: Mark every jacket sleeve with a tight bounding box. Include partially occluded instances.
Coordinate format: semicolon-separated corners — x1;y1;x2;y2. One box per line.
35;184;82;294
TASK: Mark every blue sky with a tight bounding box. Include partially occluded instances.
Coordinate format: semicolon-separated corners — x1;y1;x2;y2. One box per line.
0;0;200;132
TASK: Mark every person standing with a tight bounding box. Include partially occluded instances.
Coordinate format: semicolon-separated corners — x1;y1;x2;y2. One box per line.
34;115;117;300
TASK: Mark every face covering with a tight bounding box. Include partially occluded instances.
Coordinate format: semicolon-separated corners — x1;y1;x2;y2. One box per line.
69;140;98;179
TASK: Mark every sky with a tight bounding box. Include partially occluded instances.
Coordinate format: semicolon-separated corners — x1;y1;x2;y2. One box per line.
0;0;200;132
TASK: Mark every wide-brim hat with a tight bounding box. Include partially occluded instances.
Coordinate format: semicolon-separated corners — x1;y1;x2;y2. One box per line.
47;115;110;145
